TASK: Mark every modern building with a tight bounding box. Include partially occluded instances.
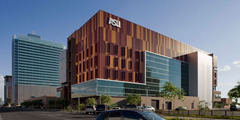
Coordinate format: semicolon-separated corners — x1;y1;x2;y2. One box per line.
57;50;70;100
4;75;13;104
12;34;65;105
67;10;218;109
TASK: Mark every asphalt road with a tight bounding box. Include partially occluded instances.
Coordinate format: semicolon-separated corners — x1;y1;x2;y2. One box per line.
0;108;96;120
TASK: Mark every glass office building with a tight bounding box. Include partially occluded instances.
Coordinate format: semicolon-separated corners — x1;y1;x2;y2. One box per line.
72;51;188;97
68;10;216;108
12;34;64;104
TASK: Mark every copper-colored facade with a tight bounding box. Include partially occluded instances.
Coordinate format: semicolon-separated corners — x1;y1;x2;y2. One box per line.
67;10;218;104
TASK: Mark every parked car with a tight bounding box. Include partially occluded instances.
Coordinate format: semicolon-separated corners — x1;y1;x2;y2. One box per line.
112;107;121;110
230;104;238;111
143;106;155;112
137;106;144;110
96;110;165;120
124;105;137;110
96;105;110;114
85;105;96;114
175;106;187;111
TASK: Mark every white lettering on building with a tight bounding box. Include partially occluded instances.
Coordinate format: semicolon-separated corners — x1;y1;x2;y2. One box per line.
109;18;121;28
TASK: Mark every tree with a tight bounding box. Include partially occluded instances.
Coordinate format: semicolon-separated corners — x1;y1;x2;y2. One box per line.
159;82;185;109
100;95;112;105
126;94;141;105
48;100;56;108
77;103;85;111
214;102;227;108
56;99;69;109
228;87;240;104
87;98;97;106
198;100;209;110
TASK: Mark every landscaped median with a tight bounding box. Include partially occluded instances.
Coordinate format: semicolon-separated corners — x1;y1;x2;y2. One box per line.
163;115;240;120
157;110;240;120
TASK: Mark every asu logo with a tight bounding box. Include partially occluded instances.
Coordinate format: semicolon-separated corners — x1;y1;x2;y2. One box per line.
109;18;121;28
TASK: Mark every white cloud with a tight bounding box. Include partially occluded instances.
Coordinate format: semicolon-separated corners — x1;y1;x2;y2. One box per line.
219;65;231;72
233;61;240;67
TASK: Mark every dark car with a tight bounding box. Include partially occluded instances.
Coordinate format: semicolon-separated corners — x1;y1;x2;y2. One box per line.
85;105;96;114
96;110;165;120
124;105;137;110
230;104;238;111
96;105;110;114
175;106;187;111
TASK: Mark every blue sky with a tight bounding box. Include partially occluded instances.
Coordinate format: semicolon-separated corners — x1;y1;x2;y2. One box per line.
1;0;240;99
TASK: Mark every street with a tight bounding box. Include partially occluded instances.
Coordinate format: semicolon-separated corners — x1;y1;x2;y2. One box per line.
0;108;96;120
1;107;239;120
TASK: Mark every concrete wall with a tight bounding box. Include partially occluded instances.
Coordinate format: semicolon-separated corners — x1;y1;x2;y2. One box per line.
187;52;213;109
198;52;213;108
141;96;199;110
17;85;57;104
110;96;199;110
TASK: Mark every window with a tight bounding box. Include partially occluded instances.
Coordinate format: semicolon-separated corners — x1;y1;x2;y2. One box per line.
79;53;82;61
90;46;93;56
105;69;110;79
79;75;82;82
94;56;98;67
114;58;118;67
121;71;125;80
76;65;78;74
90;71;93;79
90;58;93;67
121;59;125;69
86;48;89;57
79;63;82;72
135;51;140;60
141;52;144;61
87;60;89;69
130;49;132;58
106;56;110;66
128;61;132;69
135;73;142;82
95;69;98;78
113;70;118;79
128;73;132;81
89;60;91;69
135;62;139;72
106;43;110;53
83;62;85;71
95;43;98;53
114;45;118;55
83;74;85;81
76;55;78;62
135;73;139;82
191;103;194;109
87;72;89;80
83;52;85;59
121;47;125;56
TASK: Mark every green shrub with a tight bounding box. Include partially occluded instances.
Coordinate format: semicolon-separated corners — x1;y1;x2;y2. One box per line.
67;105;72;112
77;103;85;111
